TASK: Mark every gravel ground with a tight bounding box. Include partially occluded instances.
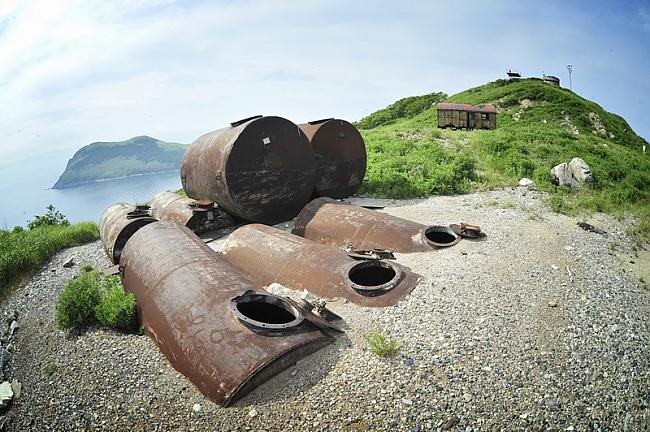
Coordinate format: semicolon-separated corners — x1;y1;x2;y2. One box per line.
1;188;648;431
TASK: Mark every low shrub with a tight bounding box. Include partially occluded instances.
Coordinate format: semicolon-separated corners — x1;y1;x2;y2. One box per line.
0;208;99;292
55;268;138;332
95;277;137;331
55;268;102;329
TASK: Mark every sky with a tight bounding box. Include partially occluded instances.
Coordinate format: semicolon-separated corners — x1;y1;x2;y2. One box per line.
1;0;649;164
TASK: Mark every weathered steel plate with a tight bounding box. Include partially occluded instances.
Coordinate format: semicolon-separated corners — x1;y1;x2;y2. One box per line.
181;116;316;224
221;224;421;307
292;198;460;253
119;221;332;406
298;119;366;199
99;203;157;264
149;191;234;234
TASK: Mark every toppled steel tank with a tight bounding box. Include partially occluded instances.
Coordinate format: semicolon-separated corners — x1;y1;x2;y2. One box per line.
298;119;367;199
99;203;157;264
119;221;332;406
292;198;460;253
220;224;420;307
181;115;316;224
148;191;234;234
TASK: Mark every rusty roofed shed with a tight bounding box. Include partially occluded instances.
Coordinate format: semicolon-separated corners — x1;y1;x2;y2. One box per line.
437;103;496;130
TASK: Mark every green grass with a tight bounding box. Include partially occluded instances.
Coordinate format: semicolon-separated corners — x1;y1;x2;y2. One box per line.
55;267;137;332
44;364;58;377
362;331;400;357
357;78;650;242
0;221;99;292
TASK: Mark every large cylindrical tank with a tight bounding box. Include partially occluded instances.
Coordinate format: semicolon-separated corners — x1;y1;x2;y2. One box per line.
298;118;366;199
99;203;157;264
149;191;234;234
119;221;331;406
292;198;460;253
220;224;420;307
180;115;316;224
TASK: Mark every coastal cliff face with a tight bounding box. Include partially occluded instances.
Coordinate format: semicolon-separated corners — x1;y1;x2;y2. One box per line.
52;136;187;189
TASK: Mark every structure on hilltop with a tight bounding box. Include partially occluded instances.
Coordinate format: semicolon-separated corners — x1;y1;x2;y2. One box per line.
436;103;497;130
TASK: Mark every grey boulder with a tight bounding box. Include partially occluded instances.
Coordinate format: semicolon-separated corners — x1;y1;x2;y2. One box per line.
550;157;593;188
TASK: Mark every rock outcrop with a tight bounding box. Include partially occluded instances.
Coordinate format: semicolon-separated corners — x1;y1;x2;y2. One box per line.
550;158;594;188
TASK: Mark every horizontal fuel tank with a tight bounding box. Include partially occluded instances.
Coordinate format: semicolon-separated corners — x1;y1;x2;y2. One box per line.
292;198;460;253
149;191;234;234
99;203;157;264
180;115;316;224
298;119;367;199
220;224;420;307
119;221;332;406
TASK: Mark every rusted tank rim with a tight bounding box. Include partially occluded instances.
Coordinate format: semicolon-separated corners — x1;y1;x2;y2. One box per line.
345;260;402;294
421;225;461;247
230;291;305;332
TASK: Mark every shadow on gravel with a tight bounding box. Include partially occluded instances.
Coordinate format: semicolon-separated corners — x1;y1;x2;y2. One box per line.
233;333;352;407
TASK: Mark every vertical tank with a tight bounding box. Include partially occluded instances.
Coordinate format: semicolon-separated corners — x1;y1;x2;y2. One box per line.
298;118;367;199
119;221;332;406
181;116;316;224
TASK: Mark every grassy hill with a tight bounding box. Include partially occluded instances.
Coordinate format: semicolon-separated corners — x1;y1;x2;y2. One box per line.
357;78;650;241
53;136;187;189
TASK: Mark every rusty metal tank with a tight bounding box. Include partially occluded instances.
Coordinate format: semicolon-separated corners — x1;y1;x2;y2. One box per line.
99;203;157;264
220;224;420;307
292;198;460;253
181;115;316;224
298;118;366;199
119;221;332;406
148;191;234;234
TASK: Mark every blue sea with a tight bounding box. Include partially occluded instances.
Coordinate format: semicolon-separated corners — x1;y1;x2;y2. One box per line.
0;151;181;229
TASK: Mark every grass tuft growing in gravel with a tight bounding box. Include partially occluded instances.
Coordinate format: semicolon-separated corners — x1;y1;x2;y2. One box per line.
363;331;400;357
55;267;137;332
0;206;99;293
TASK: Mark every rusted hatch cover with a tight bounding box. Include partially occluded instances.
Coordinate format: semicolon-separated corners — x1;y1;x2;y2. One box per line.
149;191;234;234
292;198;460;253
298;119;367;199
220;224;421;307
119;221;332;406
180;116;316;224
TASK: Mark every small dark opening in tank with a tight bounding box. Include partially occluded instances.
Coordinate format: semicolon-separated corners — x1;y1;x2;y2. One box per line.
349;264;397;287
425;228;457;244
236;301;296;324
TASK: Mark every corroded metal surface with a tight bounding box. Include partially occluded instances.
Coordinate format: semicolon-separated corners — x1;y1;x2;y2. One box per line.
292;198;460;253
181;116;316;224
149;191;234;234
298;119;366;199
119;221;331;406
99;203;157;264
221;224;420;307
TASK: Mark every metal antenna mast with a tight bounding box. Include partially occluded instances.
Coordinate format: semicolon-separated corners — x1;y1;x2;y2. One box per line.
567;64;573;91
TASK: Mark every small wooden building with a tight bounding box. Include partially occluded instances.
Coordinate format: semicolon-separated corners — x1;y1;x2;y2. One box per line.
437;103;497;130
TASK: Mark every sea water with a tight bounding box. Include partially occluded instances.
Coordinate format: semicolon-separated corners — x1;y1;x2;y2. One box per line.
0;151;181;229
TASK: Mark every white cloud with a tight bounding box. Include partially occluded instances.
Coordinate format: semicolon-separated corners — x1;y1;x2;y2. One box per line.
0;0;648;163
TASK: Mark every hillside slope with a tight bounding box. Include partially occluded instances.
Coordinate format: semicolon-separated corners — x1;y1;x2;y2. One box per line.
53;136;187;189
357;78;650;239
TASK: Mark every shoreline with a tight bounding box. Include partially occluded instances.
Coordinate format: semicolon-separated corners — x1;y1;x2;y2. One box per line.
50;169;180;190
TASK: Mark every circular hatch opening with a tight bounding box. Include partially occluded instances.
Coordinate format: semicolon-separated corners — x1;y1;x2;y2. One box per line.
347;260;401;295
230;293;303;330
423;226;460;247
